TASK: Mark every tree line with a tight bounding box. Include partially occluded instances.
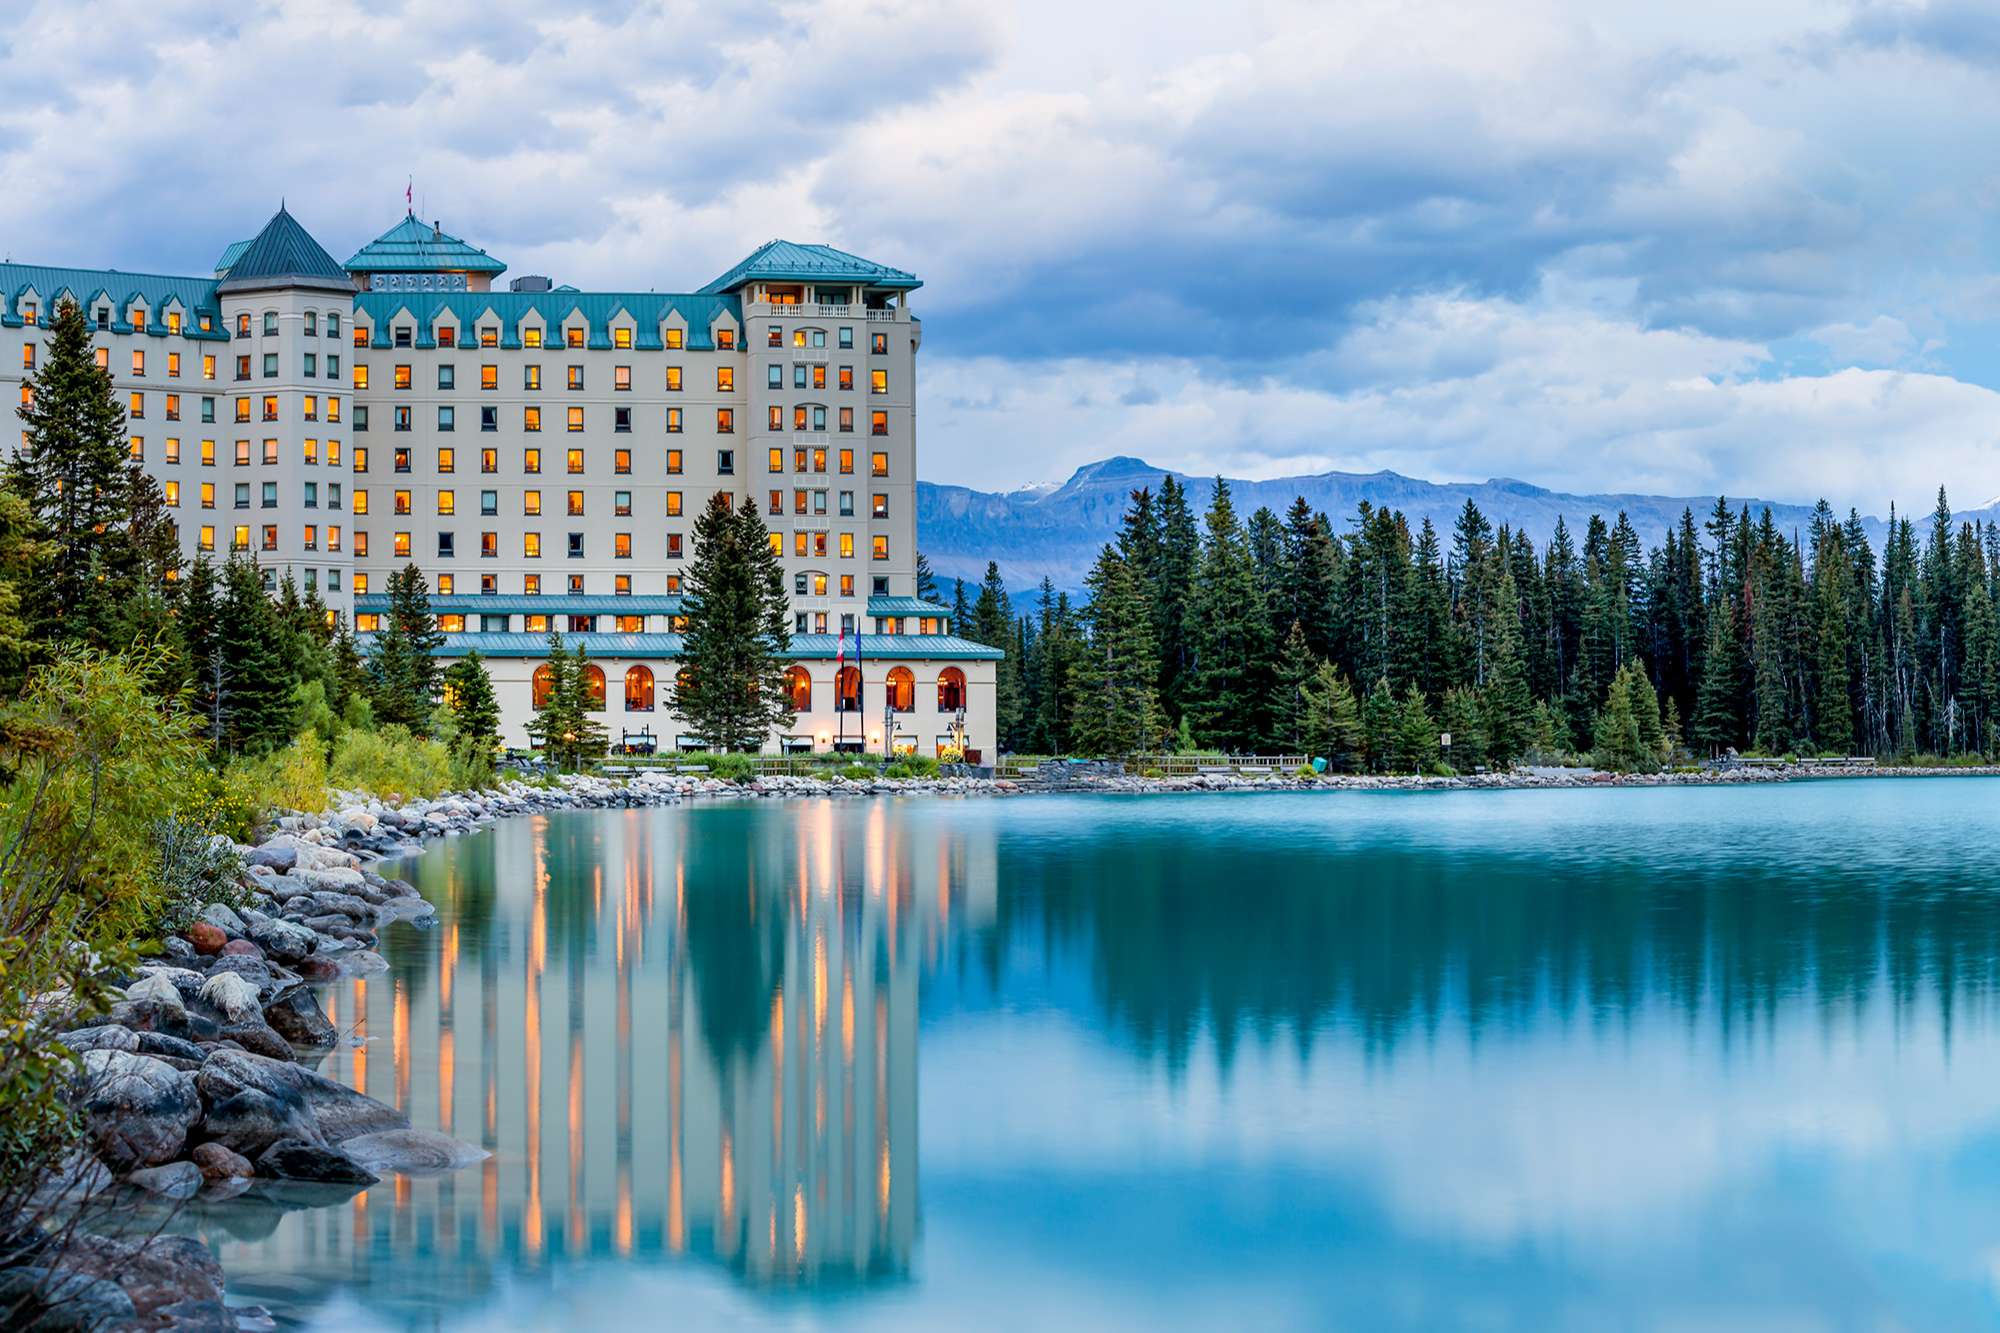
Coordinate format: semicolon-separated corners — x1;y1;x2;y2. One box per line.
950;475;2000;770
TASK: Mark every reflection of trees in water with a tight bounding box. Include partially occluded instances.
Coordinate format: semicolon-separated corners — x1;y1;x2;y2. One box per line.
993;835;2000;1071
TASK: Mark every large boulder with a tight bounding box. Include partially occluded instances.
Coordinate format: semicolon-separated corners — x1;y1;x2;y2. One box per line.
195;903;246;936
196;1049;405;1144
123;973;185;1010
133;1031;206;1064
189;1141;253;1181
75;1050;201;1171
58;1025;139;1054
124;1160;203;1199
216;1022;293;1062
0;1266;136;1331
256;1138;377;1186
244;843;297;873
245;916;316;963
196;1089;322;1158
105;999;221;1044
184;922;227;956
262;988;337;1049
60;1231;224;1319
198;971;263;1023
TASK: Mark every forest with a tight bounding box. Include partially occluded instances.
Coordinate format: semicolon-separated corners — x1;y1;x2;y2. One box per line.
947;475;2000;771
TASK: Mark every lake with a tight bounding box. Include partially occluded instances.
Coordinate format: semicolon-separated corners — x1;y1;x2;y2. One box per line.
184;780;2000;1329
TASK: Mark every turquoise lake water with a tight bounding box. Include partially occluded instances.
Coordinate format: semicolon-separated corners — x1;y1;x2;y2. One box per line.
182;780;2000;1329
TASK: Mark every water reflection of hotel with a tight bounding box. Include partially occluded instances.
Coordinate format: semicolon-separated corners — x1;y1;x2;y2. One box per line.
216;803;991;1315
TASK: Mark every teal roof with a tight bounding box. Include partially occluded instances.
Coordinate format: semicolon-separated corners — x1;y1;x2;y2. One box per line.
0;263;227;340
216;206;353;293
416;632;1001;661
345;214;507;275
213;239;250;276
867;596;953;617
355;593;683;616
354;290;740;352
699;240;920;295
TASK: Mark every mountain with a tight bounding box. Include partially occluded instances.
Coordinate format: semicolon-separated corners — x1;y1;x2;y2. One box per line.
916;456;1978;595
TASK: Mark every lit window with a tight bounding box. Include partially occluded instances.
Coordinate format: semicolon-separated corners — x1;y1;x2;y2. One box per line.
524;490;542;516
566;406;583;432
523;532;541;558
665;366;681;391
524;407;541;432
870;412;888;437
665;327;683;349
614;327;632;349
716;408;733;433
353;365;369;389
523;326;543;348
566;449;583;474
666;449;683;474
565;326;583;348
614;365;630;391
438;490;455;516
481;365;498;390
717;367;734;392
394;531;411;558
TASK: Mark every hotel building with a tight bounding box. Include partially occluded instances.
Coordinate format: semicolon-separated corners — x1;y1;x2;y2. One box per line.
0;207;999;757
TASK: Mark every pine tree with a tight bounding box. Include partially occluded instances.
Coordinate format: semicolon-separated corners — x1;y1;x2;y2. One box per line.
1069;545;1159;756
1397;682;1438;774
1592;667;1642;771
563;642;611;765
1691;599;1742;755
969;562;1022;749
1360;677;1401;773
914;550;939;603
1272;621;1319;753
215;555;296;753
443;651;502;758
6;297;164;650
669;495;795;750
1153;476;1201;723
368;563;444;733
1439;685;1486;772
1301;663;1362;771
1480;564;1535;767
1187;479;1273;749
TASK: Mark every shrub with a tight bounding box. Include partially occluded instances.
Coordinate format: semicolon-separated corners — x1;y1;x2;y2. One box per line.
707;753;757;783
884;755;939;780
329;724;454;802
224;730;331;823
150;817;247;934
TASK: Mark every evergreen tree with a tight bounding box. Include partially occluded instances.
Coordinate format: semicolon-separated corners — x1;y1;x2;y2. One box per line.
671;494;795;750
1301;663;1363;771
1396;682;1438;773
368;563;444;732
1480;565;1535;767
1069;545;1158;756
443;651;502;758
1153;476;1201;724
1273;621;1319;754
914;550;939;603
214;555;296;753
1439;685;1486;772
1360;677;1401;773
1187;479;1273;749
969;562;1022;749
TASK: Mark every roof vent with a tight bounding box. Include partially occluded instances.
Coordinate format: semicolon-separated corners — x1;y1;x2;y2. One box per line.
509;275;553;293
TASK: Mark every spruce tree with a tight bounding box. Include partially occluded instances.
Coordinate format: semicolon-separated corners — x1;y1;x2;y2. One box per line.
1188;479;1273;750
526;632;579;766
1396;683;1438;774
914;550;939;603
671;494;795;750
443;651;503;758
970;562;1022;749
1360;677;1401;773
1301;663;1362;771
1069;545;1158;756
369;563;444;733
1153;476;1201;724
1480;565;1535;767
1439;685;1486;772
215;555;296;753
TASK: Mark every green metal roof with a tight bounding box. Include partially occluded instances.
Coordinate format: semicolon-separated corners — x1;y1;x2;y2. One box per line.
345;214;507;275
699;240;920;295
216;206;354;293
354;290;740;352
420;632;1001;661
0;263;227;340
355;593;683;615
213;239;251;276
866;596;953;617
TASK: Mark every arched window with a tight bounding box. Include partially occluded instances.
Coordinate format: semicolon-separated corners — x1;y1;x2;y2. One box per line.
835;666;862;713
938;667;966;712
784;665;812;711
886;666;914;713
582;664;606;710
533;663;556;708
625;665;654;712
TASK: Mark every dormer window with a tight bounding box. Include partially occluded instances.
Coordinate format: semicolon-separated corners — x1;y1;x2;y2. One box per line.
132;309;147;332
167;311;182;333
480;326;497;347
614;327;632;349
566;326;584;348
665;327;684;350
716;327;736;349
437;326;456;348
394;326;412;347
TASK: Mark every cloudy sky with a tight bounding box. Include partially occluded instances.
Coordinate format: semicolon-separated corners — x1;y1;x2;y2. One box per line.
6;0;2000;507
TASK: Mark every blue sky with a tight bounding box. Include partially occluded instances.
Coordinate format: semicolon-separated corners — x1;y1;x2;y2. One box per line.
7;0;2000;508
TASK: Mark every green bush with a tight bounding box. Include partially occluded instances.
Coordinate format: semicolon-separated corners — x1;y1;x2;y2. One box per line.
707;753;757;783
224;730;331;822
329;724;454;802
151;817;247;934
884;755;939;780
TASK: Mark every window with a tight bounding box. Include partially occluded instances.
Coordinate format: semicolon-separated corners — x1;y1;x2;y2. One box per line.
437;326;456;348
872;493;888;519
394;447;410;473
524;406;541;432
262;353;278;378
437;532;455;559
871;451;889;476
394;490;412;515
203;355;216;382
717;327;736;349
165;438;181;464
394;326;412;348
354;405;368;431
666;449;683;474
303;438;319;464
132;349;145;376
566;448;584;474
479;326;497;347
524;448;541;474
565;326;583;348
394;531;411;558
839;490;854;516
523;532;541;558
481;532;498;558
129;392;144;419
329;313;341;339
480;489;497;516
665;327;684;349
871;331;888;354
327;393;340;420
523;327;543;348
839;366;854;391
234;440;250;466
263;312;278;336
524;365;541;391
614;532;631;559
438;405;455;432
665;366;682;391
480;407;497;432
201;440;216;466
262;438;279;464
437;490;455;516
667;533;684;558
481;365;498;390
353;365;369;390
717;448;734;474
566;406;584;432
262;396;278;422
523;491;542;515
164;480;180;507
199;524;215;552
717;408;734;433
872;535;888;560
614;365;631;391
666;408;682;434
438;364;455;390
353;445;369;471
567;532;584;559
353;531;368;557
302;394;316;421
303;352;316;377
481;447;497;472
716;367;734;392
614;448;631;474
394;364;411;390
302;523;317;549
353;489;369;515
566;490;584;516
614;327;632;349
566;365;583;391
840;533;854;558
871;411;888;437
327;356;339;382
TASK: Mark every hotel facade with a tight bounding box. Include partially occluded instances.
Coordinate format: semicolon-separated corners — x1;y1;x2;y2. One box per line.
0;208;999;758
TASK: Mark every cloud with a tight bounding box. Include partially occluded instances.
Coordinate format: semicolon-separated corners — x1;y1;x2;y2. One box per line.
0;0;1994;499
